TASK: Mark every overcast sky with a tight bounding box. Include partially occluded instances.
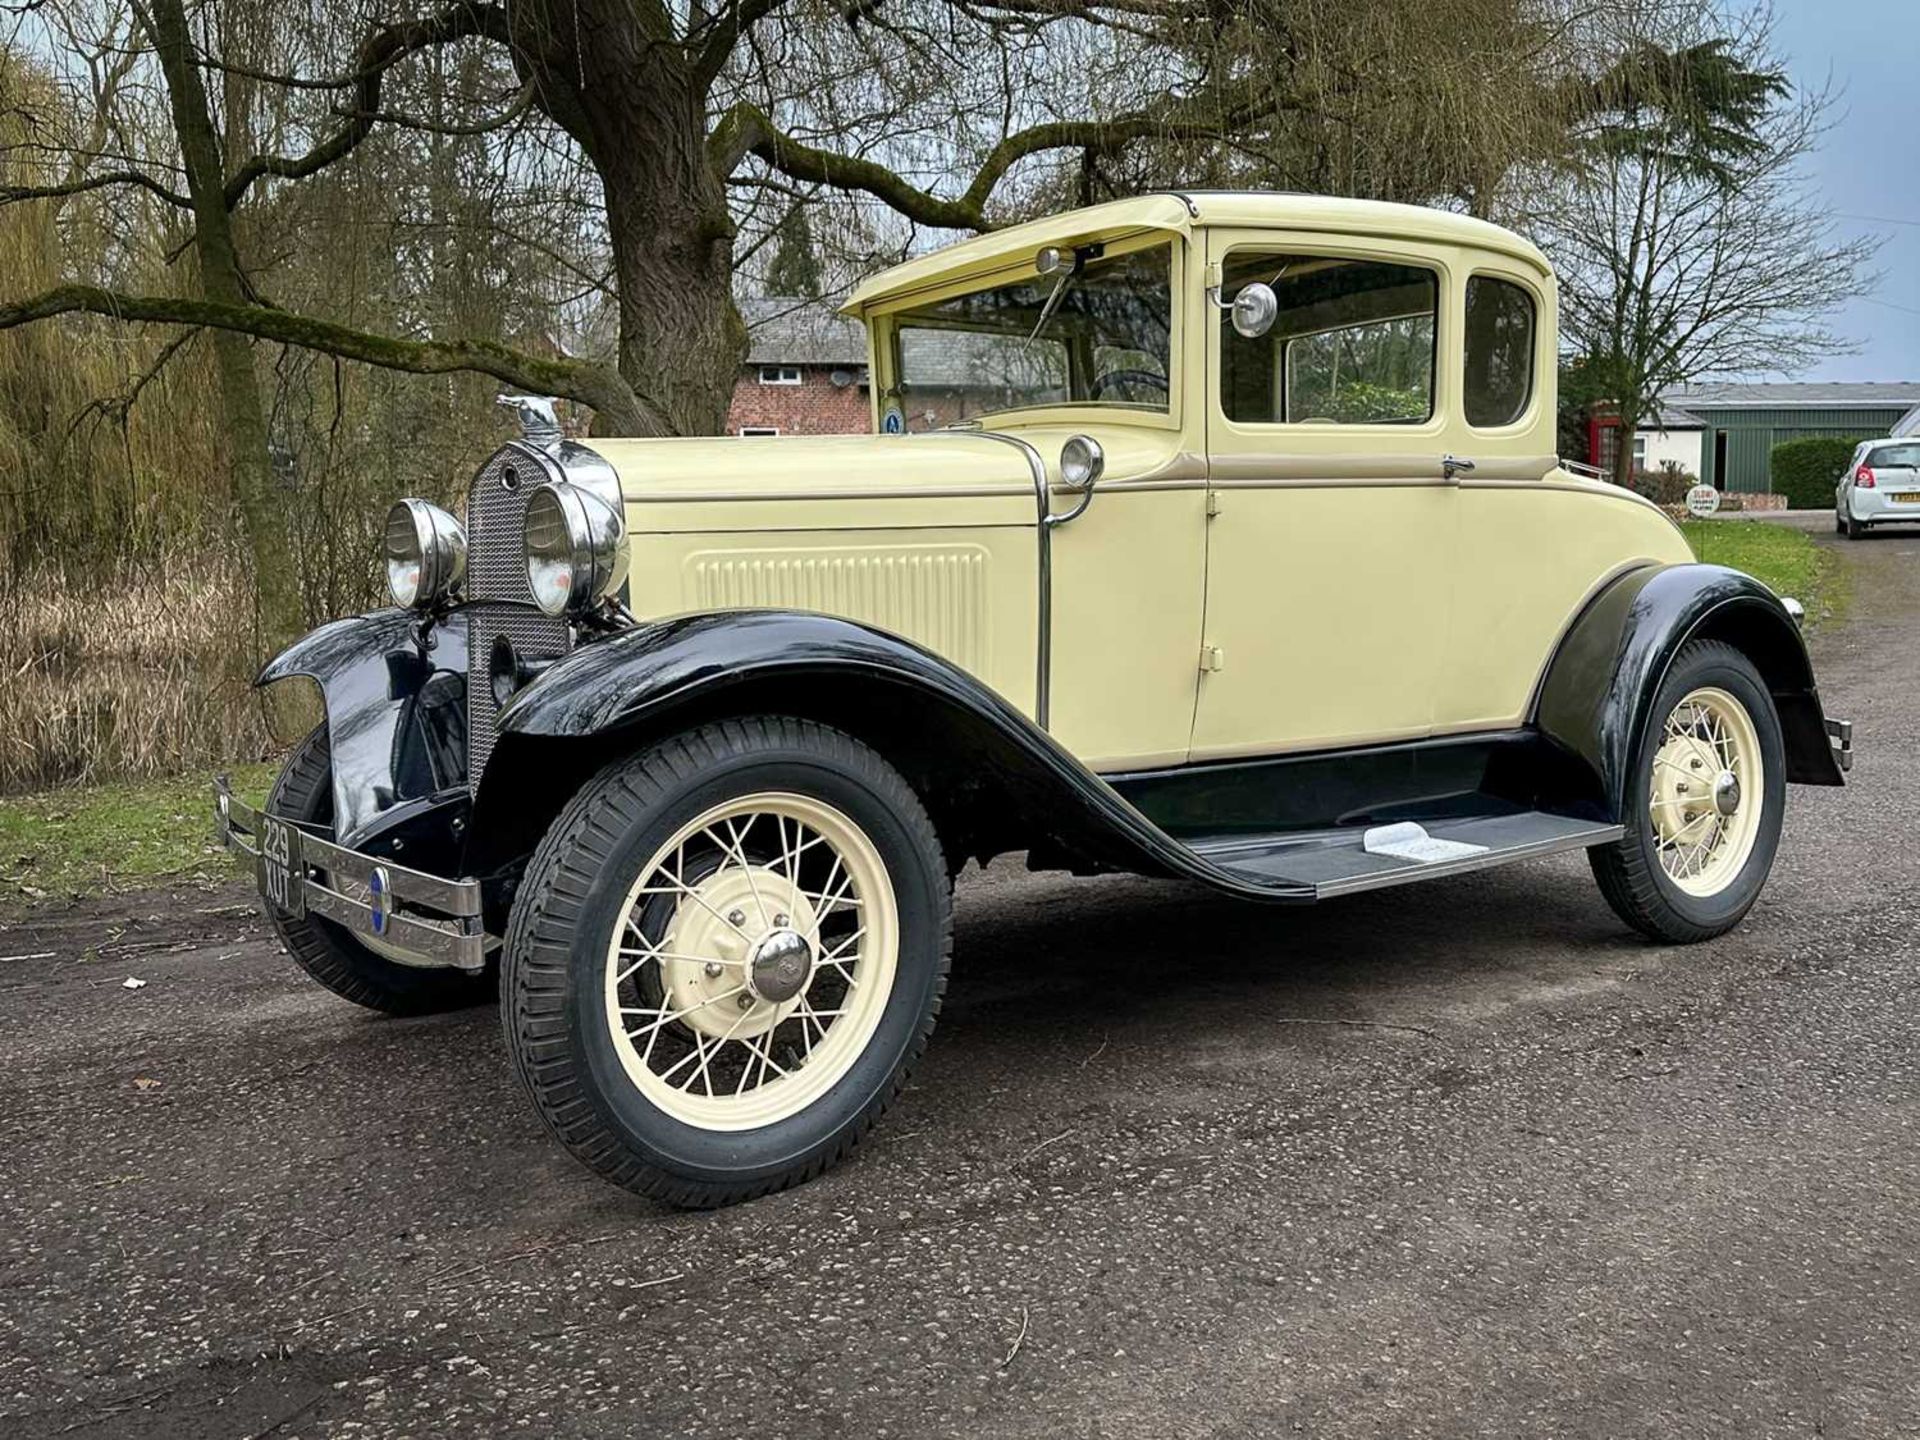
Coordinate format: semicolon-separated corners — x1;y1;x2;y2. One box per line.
1770;0;1920;380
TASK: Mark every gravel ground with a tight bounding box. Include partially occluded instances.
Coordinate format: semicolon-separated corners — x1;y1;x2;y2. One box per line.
2;531;1915;1439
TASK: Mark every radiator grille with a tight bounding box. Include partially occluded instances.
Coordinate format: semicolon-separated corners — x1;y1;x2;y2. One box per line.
465;444;569;786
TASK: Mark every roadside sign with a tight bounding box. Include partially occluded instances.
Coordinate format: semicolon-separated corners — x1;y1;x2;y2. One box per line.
1686;484;1721;518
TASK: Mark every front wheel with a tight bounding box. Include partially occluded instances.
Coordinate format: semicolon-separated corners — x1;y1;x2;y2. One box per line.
1589;640;1786;942
502;718;951;1208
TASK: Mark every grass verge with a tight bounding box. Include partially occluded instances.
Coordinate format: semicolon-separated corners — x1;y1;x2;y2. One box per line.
1680;519;1850;629
0;762;275;906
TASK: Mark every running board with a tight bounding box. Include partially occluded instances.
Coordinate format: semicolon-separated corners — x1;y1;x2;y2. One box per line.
1189;812;1623;900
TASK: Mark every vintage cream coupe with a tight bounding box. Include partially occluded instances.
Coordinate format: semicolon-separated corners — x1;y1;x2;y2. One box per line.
215;193;1851;1206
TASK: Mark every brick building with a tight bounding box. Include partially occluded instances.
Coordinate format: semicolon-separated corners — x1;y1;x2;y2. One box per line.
725;297;871;436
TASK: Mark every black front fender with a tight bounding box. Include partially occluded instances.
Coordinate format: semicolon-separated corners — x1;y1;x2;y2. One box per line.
257;608;469;847
466;610;1311;899
1534;562;1843;820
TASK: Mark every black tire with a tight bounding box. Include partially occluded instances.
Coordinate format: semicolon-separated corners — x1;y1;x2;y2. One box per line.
1588;640;1786;943
266;726;497;1015
1834;510;1845;535
1846;515;1864;539
501;717;951;1208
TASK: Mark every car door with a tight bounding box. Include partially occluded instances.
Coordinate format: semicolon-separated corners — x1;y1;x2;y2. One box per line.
1191;228;1458;759
1438;265;1691;733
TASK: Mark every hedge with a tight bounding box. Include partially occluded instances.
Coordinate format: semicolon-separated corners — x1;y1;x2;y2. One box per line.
1771;435;1869;509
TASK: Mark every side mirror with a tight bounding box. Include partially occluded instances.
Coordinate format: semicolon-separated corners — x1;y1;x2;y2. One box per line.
1229;283;1278;339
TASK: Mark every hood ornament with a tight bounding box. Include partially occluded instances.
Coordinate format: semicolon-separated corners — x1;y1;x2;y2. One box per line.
496;394;562;447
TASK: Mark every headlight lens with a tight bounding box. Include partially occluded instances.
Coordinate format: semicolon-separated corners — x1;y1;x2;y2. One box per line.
384;499;466;609
524;481;629;617
1060;434;1105;490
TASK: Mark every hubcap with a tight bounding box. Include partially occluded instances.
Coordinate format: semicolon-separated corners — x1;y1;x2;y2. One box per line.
1648;687;1764;897
749;929;814;1003
602;792;899;1131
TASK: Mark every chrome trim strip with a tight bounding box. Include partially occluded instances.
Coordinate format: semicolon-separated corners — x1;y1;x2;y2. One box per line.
949;429;1054;729
1210;452;1558;483
214;778;488;972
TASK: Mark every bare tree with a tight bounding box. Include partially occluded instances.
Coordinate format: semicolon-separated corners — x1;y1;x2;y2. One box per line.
1;1;1616;433
0;0;1773;649
1525;18;1879;487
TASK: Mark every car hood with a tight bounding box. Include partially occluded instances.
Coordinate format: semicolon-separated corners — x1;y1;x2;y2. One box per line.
580;426;1202;533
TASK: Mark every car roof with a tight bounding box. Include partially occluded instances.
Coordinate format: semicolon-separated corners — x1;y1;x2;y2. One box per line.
840;192;1553;316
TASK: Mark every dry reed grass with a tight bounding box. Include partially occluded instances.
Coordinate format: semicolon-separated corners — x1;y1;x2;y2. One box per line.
0;564;294;795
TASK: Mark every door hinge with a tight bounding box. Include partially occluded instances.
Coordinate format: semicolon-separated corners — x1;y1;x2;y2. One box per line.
1199;644;1225;673
1206;491;1222;518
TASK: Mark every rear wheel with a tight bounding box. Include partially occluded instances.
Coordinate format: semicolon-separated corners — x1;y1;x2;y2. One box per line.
1846;514;1865;539
266;726;497;1014
502;717;950;1208
1589;641;1786;943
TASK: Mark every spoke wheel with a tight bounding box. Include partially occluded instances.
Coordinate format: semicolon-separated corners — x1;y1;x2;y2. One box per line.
502;717;950;1208
1647;686;1764;897
605;793;899;1130
1589;640;1786;944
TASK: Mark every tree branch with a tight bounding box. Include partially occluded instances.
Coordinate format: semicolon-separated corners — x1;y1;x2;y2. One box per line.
223;3;512;208
0;284;651;432
693;0;792;88
0;168;190;208
711;98;1243;231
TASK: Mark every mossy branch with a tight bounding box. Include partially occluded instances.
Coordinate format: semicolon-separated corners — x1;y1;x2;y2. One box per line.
0;285;652;433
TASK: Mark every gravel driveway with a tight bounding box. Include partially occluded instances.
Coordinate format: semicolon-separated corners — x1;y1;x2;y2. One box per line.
3;532;1916;1439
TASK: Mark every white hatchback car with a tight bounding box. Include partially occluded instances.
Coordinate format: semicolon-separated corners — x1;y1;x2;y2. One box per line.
1837;438;1920;538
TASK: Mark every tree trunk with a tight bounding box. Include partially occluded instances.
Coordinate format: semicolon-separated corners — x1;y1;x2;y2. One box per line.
146;0;303;652
1612;400;1644;490
508;1;744;438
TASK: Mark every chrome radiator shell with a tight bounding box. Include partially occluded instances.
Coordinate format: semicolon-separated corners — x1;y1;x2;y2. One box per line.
463;443;570;787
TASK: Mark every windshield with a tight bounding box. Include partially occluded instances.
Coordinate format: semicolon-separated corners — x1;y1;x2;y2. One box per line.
890;242;1172;430
1868;443;1920;470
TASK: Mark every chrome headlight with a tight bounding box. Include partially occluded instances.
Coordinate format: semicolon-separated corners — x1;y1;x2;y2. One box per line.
524;480;629;617
1060;434;1105;490
384;499;466;609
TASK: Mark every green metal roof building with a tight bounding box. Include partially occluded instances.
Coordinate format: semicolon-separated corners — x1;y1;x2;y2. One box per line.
1660;383;1920;494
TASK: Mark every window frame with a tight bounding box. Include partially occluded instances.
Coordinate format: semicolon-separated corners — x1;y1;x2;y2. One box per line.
757;365;802;386
738;426;781;436
867;228;1185;435
1461;267;1544;435
1211;240;1450;441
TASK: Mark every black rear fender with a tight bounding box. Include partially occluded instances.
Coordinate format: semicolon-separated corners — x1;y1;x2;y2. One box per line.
1533;562;1843;820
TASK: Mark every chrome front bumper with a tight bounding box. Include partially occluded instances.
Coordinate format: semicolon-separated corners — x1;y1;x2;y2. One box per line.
213;777;488;972
1827;717;1853;773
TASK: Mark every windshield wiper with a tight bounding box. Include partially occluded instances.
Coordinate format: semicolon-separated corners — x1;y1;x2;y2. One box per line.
1028;266;1075;345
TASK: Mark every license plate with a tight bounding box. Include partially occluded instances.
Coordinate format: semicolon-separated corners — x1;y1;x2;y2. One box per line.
258;816;305;919
1891;492;1920;505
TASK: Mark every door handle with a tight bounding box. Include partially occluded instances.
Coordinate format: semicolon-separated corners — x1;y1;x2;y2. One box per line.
1442;455;1476;481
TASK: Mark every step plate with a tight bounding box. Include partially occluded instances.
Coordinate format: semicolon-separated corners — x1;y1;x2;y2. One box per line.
1200;812;1624;899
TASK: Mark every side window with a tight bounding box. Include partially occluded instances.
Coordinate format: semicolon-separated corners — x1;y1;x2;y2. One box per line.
1220;253;1436;425
1463;275;1535;427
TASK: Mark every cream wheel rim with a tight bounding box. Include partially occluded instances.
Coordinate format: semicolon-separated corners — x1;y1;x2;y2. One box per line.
1648;686;1764;897
602;792;898;1130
